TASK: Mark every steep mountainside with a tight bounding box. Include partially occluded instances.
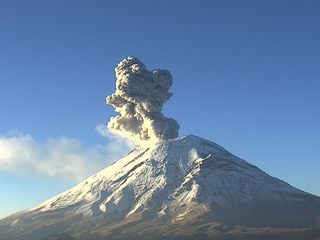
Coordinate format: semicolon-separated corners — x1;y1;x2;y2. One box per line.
1;135;319;240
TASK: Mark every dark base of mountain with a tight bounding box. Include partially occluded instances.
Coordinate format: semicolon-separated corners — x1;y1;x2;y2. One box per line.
41;223;320;240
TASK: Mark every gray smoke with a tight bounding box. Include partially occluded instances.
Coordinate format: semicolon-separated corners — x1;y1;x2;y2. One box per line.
106;56;180;146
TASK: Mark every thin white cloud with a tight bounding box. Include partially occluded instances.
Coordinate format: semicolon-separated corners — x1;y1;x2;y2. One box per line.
0;126;133;181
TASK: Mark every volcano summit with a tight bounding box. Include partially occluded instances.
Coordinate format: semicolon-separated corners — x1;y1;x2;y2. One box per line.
1;135;320;240
1;57;319;240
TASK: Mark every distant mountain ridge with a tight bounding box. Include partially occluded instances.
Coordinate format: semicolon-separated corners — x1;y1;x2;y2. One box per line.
1;135;320;240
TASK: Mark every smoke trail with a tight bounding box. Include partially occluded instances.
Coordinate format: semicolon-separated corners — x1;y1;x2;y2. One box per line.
106;56;179;146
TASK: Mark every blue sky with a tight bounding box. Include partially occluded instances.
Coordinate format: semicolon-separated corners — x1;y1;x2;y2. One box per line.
0;0;319;219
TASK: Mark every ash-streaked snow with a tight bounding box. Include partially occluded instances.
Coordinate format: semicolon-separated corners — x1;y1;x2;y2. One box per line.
1;135;320;240
28;135;313;220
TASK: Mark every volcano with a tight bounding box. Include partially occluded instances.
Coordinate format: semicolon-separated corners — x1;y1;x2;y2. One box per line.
1;135;320;240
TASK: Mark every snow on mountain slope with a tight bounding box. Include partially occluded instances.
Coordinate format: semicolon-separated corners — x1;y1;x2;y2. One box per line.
30;135;311;218
1;135;320;240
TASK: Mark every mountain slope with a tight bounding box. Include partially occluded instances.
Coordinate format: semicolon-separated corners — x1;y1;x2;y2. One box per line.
1;135;320;240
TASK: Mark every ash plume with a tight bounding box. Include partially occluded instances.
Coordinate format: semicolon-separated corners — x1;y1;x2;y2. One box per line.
106;56;180;146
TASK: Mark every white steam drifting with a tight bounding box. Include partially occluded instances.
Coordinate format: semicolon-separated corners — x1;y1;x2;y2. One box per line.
106;56;179;146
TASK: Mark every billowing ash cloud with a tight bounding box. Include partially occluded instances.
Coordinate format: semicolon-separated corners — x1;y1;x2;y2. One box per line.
106;56;180;146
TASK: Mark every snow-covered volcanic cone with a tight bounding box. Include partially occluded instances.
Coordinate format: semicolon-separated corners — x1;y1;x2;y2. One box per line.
1;135;320;240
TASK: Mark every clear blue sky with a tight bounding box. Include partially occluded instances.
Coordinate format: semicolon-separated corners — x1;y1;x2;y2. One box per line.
0;0;319;219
